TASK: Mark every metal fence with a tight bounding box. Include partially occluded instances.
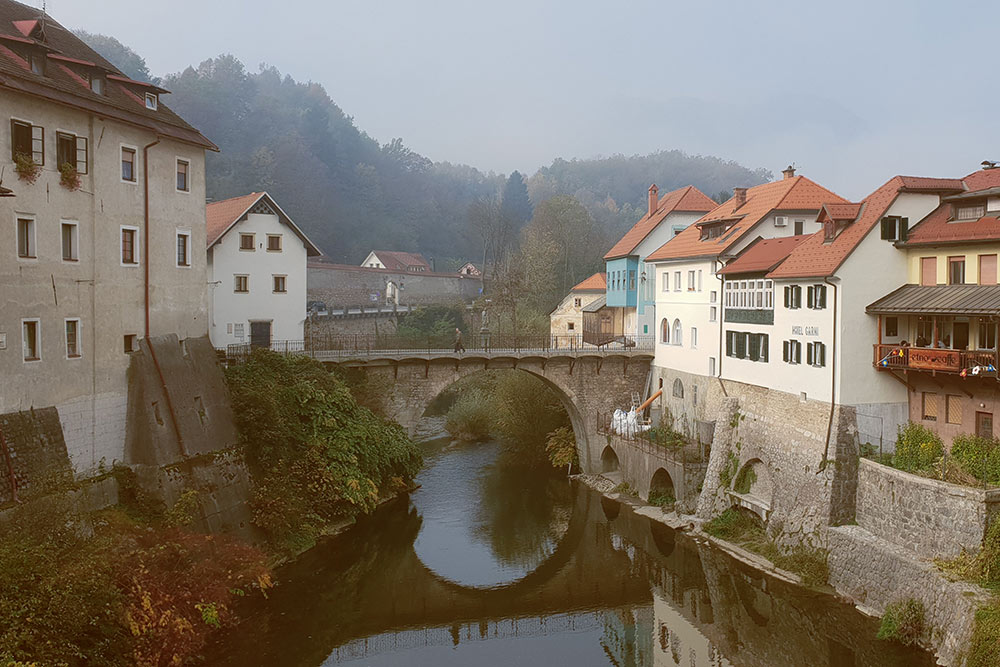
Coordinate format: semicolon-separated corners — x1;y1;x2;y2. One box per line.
225;333;654;360
596;411;709;465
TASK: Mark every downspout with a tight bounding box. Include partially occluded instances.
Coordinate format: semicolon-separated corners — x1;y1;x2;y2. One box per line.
819;277;839;472
142;138;186;457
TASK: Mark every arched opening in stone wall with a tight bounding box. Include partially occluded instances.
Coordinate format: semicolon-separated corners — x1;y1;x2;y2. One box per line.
648;467;675;504
600;445;620;474
733;458;772;504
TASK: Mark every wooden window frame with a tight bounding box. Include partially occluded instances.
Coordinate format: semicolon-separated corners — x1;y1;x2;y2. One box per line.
239;233;255;251
234;275;249;293
10;118;44;165
121;145;137;183
55;130;88;174
16;215;36;259
922;392;938;421
272;275;287;293
21;318;40;362
176;158;190;192
266;234;282;252
61;220;79;262
176;231;191;268
64;318;82;359
120;226;139;266
948;256;966;285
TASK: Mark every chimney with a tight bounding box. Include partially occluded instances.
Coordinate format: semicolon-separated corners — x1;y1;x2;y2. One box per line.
648;184;659;217
733;187;747;207
782;165;796;180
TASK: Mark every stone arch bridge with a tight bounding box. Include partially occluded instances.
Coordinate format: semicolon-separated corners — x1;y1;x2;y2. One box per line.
318;345;651;473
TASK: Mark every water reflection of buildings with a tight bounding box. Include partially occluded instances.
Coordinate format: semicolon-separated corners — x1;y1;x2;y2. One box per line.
652;590;730;667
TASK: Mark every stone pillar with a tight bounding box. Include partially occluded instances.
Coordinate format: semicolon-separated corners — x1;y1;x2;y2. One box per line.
696;397;740;520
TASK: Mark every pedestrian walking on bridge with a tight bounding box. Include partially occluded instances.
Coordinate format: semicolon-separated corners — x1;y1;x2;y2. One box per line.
454;327;465;353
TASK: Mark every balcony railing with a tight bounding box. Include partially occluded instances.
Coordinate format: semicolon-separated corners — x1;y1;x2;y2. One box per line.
873;344;998;375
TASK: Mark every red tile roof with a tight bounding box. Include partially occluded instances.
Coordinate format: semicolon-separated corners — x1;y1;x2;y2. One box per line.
0;0;215;150
718;236;809;275
603;185;716;260
896;176;965;192
572;272;607;292
372;251;431;271
817;203;863;222
206;192;321;256
646;175;847;262
903;169;1000;247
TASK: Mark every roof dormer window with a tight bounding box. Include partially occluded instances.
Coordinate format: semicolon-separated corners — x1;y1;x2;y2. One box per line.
145;92;158;110
955;203;986;221
90;76;104;95
30;53;44;76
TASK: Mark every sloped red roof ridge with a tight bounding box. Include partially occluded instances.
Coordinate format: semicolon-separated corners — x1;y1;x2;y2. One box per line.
718;236;809;275
371;250;431;271
0;0;216;150
818;203;864;222
572;272;607;292
603;186;716;260
206;192;321;256
766;176;957;279
904;168;1000;247
646;175;848;262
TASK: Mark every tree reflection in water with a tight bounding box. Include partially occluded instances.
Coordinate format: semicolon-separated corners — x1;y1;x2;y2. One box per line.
473;456;573;571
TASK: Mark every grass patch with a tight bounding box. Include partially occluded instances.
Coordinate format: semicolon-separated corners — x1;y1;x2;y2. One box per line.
647;490;675;508
968;598;1000;667
703;509;829;587
733;464;756;495
877;598;926;646
612;482;636;496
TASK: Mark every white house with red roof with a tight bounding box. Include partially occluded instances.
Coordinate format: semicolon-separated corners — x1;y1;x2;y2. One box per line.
362;250;431;272
601;185;716;343
644;167;847;430
206;192;321;348
0;0;215;475
549;272;606;342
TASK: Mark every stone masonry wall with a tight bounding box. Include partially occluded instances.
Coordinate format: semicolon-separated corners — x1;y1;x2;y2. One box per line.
308;264;481;309
856;458;1000;559
307;313;400;339
828;525;988;666
0;407;71;501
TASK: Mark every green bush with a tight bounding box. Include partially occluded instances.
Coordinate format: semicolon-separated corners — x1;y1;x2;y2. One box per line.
445;387;494;441
877;598;926;646
733;465;757;495
893;423;944;473
968;599;1000;667
545;426;578;471
703;508;764;542
225;350;422;553
951;433;1000;485
647;490;675;507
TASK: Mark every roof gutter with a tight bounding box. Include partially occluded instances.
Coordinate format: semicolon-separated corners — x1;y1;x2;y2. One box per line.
143;138;186;457
818;277;839;473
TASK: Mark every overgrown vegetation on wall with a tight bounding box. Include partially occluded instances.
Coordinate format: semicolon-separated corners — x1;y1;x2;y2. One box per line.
225;350;423;554
0;480;271;666
862;423;1000;488
876;599;927;646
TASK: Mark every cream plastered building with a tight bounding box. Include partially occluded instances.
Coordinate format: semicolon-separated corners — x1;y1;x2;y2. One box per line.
206;192;321;348
549;272;605;343
0;5;215;474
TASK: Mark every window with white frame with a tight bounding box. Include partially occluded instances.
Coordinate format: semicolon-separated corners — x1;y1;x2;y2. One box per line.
234;323;245;340
176;231;191;267
56;131;88;174
10;119;43;164
697;270;703;292
691;327;698;348
726;279;773;309
710;306;717;322
806;284;827;309
672;319;682;345
65;319;81;358
660;318;670;344
783;285;803;309
662;272;669;292
273;275;287;293
17;216;35;258
673;271;681;291
708;357;716;376
145;92;158;110
121;146;136;182
687;270;696;291
61;221;78;261
782;339;803;364
807;341;827;367
121;226;138;265
22;319;40;361
176;159;189;192
234;275;249;293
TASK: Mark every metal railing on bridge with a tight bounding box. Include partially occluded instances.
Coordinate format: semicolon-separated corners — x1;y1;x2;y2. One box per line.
225;333;654;361
596;411;710;466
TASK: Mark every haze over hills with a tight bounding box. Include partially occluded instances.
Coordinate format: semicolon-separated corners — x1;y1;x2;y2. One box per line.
77;33;771;265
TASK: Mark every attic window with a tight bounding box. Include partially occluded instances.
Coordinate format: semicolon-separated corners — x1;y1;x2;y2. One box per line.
90;77;104;95
823;221;835;241
955;204;986;221
699;221;734;241
30;54;44;76
144;92;158;110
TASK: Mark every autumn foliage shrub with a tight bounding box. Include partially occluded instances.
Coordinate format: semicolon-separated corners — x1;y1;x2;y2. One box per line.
225;350;422;553
893;422;944;473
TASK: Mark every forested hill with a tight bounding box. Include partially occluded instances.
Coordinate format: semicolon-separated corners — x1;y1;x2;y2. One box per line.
76;34;771;265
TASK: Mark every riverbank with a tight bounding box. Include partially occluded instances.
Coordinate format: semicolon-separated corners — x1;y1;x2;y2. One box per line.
573;471;984;666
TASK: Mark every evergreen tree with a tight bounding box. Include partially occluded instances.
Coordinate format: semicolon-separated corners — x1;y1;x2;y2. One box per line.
500;171;533;227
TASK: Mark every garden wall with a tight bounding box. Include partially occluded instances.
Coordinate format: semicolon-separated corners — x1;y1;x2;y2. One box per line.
856;457;1000;559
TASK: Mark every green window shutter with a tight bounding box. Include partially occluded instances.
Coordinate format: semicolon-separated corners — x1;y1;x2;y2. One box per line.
749;333;760;361
818;342;826;367
761;334;769;362
817;285;826;309
807;286;815;309
783;286;790;308
900;218;909;241
807;342;814;366
783;340;790;362
726;331;733;356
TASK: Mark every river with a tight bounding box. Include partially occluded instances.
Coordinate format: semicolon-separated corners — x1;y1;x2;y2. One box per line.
210;421;935;666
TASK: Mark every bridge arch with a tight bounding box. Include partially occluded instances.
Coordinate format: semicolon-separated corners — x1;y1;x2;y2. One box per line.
600;445;620;473
649;467;675;503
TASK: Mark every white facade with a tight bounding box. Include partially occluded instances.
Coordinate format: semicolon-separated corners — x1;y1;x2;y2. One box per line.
720;192;942;445
208;206;314;347
634;210;704;338
362;251;385;269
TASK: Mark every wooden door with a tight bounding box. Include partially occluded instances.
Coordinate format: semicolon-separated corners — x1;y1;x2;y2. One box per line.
250;321;271;348
977;411;994;439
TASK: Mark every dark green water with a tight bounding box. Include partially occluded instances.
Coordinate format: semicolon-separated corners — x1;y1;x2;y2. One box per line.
210;428;935;666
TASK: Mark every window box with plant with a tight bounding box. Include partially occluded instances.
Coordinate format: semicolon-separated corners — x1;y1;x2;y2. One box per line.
59;162;81;190
14;152;41;184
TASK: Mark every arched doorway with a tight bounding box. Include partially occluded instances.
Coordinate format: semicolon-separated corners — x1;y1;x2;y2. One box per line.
600;445;620;473
649;467;675;504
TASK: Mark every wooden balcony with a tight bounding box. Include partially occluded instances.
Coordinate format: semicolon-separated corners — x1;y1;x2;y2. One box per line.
873;344;998;375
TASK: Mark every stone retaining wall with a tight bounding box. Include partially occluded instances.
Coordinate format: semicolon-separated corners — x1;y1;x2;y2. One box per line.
828;525;988;666
856;457;1000;559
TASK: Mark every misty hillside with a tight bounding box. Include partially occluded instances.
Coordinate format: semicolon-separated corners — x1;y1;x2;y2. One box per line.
77;33;770;264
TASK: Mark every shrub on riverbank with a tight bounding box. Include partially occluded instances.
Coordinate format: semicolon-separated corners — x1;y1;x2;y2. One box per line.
225;350;422;554
894;423;944;474
703;509;828;587
445;387;495;441
877;599;926;646
0;486;271;666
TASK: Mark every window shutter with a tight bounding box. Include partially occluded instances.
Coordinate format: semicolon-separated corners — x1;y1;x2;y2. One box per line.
818;342;826;367
795;341;802;364
807;286;814;309
31;125;44;165
75;136;88;174
807;342;814;366
749;333;760;361
761;334;769;362
783;340;790;362
900;218;909;241
881;217;894;240
817;285;826;309
783;286;789;308
726;331;733;356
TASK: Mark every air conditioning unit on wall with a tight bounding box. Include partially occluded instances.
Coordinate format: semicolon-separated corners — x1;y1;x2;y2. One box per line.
774;216;788;227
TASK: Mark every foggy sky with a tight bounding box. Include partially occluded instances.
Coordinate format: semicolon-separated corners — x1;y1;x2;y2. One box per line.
34;0;1000;199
